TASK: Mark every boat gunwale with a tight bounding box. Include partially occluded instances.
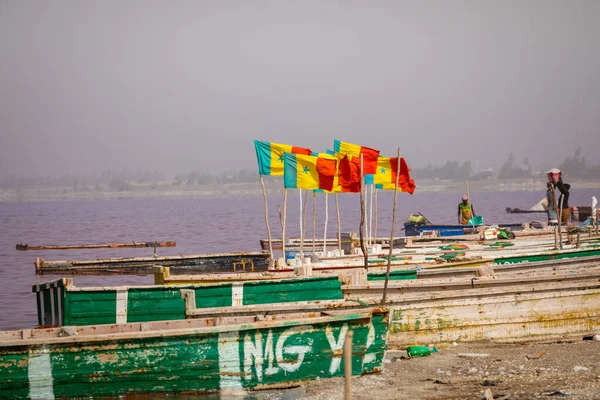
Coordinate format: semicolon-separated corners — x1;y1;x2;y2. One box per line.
0;308;378;348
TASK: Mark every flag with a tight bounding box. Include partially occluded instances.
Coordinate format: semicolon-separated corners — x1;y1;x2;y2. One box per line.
374;157;393;185
333;140;380;175
338;155;361;193
309;152;344;193
284;152;337;191
254;140;312;176
374;157;416;194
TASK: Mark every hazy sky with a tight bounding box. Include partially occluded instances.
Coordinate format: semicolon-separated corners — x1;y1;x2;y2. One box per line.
1;1;599;178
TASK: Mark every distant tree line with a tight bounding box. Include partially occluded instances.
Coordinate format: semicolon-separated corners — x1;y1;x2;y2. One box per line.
2;150;600;190
559;148;600;179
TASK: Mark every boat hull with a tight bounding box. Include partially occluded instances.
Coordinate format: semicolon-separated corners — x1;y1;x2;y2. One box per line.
0;309;389;399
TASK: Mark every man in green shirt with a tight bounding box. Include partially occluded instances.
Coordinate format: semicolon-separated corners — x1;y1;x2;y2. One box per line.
458;194;476;225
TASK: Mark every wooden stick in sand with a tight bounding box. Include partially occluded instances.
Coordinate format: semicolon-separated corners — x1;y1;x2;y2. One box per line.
344;329;354;400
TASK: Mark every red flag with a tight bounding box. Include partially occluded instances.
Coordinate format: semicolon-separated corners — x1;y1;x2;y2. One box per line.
338;155;361;192
358;146;380;175
390;157;416;194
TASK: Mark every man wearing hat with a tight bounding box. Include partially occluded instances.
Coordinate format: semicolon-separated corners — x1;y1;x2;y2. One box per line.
458;194;476;225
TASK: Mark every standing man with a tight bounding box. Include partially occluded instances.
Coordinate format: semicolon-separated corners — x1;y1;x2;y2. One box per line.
556;178;571;225
458;194;476;225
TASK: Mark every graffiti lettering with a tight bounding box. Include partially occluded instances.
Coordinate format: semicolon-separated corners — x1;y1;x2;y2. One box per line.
276;326;312;372
325;323;349;374
243;325;314;381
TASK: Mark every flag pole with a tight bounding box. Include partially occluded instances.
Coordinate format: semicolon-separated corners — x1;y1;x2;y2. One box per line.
374;186;378;243
324;193;329;253
359;154;368;271
369;183;374;246
382;148;401;304
312;191;317;254
260;175;274;269
301;188;309;262
336;193;342;253
299;189;303;261
282;188;288;264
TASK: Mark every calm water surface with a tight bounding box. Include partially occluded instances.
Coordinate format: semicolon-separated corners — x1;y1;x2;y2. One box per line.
1;189;597;330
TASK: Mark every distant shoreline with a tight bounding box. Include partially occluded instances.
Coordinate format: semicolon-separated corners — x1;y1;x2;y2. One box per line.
2;179;600;202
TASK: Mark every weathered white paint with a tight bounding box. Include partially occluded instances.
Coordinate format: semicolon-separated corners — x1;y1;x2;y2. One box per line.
243;326;315;381
362;323;376;366
243;331;263;381
275;326;313;373
325;323;349;374
28;349;54;400
116;289;128;324
232;283;244;307
264;330;278;376
218;331;243;390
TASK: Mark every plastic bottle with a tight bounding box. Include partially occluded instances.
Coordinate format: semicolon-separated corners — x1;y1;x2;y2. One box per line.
406;345;438;357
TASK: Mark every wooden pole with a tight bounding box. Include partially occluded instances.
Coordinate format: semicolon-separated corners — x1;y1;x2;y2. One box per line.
277;204;283;230
15;241;176;251
374;187;378;243
359;154;368;270
312;191;317;254
324;193;329;253
344;330;354;400
299;189;303;260
301;189;309;261
369;184;374;246
282;188;288;261
382;148;401;304
260;176;274;267
466;180;473;226
299;189;303;239
336;193;342;253
558;195;564;249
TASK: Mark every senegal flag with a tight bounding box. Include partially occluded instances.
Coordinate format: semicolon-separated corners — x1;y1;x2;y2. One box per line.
284;152;337;192
254;140;312;176
312;152;343;193
374;157;416;194
333;140;380;175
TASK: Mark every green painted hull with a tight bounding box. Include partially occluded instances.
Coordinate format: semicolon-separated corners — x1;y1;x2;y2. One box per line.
0;310;389;399
34;276;344;327
494;248;600;265
367;270;417;281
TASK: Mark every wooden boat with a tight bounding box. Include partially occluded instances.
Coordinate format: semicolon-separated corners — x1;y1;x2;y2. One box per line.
32;271;417;327
343;267;600;346
34;251;270;276
32;249;600;329
0;307;389;399
403;221;526;237
177;268;600;347
506;205;594;222
505;207;545;214
32;233;600;277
